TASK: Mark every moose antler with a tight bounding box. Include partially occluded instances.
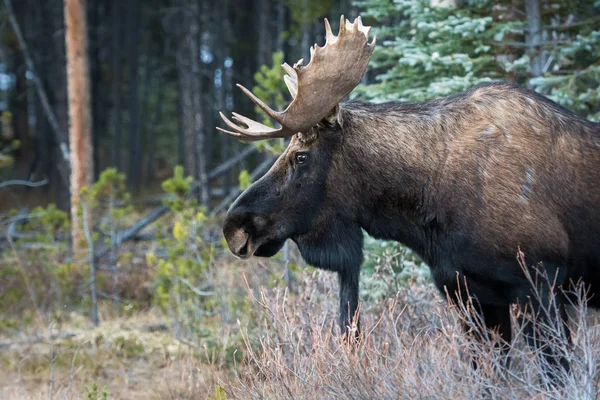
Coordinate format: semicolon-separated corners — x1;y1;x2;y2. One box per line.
217;16;376;141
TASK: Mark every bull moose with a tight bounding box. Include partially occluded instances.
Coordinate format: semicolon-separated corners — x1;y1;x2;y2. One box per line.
218;16;600;373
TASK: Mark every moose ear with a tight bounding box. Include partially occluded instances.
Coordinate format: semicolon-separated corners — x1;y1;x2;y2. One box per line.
322;104;341;127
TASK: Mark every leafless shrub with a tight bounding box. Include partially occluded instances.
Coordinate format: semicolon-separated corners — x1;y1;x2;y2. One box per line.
215;266;600;399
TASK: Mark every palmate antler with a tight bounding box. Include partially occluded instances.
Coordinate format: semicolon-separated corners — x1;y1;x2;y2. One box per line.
217;16;376;141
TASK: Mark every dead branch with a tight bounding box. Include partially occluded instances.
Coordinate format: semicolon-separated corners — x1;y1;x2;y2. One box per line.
4;0;70;166
0;179;48;189
208;145;257;180
212;157;275;214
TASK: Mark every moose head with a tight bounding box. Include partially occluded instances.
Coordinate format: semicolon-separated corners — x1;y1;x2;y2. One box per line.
219;16;376;334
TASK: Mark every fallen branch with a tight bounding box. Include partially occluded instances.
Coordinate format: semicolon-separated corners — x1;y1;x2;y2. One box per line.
180;277;216;296
212;157;274;215
0;179;48;189
207;145;256;180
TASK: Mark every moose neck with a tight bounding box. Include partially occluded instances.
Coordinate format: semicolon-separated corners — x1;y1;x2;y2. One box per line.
339;101;455;265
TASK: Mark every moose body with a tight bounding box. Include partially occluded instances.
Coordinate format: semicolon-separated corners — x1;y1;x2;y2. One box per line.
219;16;600;376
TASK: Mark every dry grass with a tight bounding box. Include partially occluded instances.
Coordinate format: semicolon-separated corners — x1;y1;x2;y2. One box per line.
2;256;600;399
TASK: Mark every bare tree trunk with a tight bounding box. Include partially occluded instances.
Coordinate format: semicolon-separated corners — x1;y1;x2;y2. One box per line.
276;0;285;52
64;0;94;250
176;0;209;207
111;1;122;170
525;0;543;81
127;0;141;188
256;0;269;68
145;77;164;182
301;0;310;63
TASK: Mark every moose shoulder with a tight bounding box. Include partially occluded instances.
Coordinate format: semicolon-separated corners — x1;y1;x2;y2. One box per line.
219;16;600;377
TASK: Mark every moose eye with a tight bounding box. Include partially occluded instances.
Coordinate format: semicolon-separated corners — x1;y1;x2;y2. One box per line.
295;153;308;164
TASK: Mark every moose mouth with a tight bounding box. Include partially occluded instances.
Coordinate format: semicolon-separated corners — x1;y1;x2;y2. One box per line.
227;229;286;259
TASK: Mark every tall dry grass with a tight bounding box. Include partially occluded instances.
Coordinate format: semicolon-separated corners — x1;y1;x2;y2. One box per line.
197;267;600;400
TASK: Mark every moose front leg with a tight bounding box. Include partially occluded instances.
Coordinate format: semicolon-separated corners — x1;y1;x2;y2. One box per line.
338;266;360;338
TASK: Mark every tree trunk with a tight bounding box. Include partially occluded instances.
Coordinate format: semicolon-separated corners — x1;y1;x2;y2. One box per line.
64;0;94;249
127;0;141;188
256;0;269;68
276;0;285;52
301;0;310;64
111;1;122;170
525;0;543;81
145;77;164;182
176;0;209;207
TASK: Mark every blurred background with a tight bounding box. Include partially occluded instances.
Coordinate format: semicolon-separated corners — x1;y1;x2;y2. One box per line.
0;0;598;398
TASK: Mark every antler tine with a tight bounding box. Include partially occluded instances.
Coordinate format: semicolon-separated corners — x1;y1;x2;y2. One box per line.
281;63;298;98
236;84;281;122
218;111;295;141
281;62;297;78
339;15;346;34
284;75;298;99
324;18;336;43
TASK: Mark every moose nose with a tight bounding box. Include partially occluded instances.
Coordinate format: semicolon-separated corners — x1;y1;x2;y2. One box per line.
237;240;249;258
223;212;253;258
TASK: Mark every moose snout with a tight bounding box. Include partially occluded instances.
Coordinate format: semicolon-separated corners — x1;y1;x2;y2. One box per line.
223;211;269;259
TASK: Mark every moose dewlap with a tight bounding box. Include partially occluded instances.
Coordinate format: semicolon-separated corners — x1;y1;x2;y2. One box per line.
218;16;600;382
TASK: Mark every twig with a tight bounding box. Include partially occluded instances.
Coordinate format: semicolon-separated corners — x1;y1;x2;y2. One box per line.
493;40;571;48
48;321;56;400
541;16;600;32
82;202;99;326
0;179;48;189
179;276;216;296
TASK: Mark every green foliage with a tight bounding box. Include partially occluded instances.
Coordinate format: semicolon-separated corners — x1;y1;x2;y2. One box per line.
360;236;430;302
161;165;193;211
252;51;289;154
253;51;288;126
354;0;511;101
284;0;334;40
0;203;74;314
355;0;600;121
150;168;251;368
209;385;228;400
82;168;133;241
153;167;214;324
529;30;600;121
238;169;252;190
0;169;142;318
0;111;17;168
86;381;109;400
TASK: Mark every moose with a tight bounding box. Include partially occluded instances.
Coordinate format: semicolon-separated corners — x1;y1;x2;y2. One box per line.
218;16;600;374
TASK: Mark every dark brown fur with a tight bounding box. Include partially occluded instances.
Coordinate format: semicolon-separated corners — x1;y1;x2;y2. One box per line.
223;82;600;376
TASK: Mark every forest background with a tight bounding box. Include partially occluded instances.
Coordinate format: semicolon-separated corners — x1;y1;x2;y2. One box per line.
0;0;599;398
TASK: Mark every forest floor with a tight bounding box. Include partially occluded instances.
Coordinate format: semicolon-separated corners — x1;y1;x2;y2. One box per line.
2;254;600;399
0;310;216;399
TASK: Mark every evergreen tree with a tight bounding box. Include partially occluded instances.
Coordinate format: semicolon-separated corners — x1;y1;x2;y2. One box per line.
354;0;600;121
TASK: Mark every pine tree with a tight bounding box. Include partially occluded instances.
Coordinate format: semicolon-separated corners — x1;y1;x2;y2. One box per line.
354;0;600;121
65;0;94;250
